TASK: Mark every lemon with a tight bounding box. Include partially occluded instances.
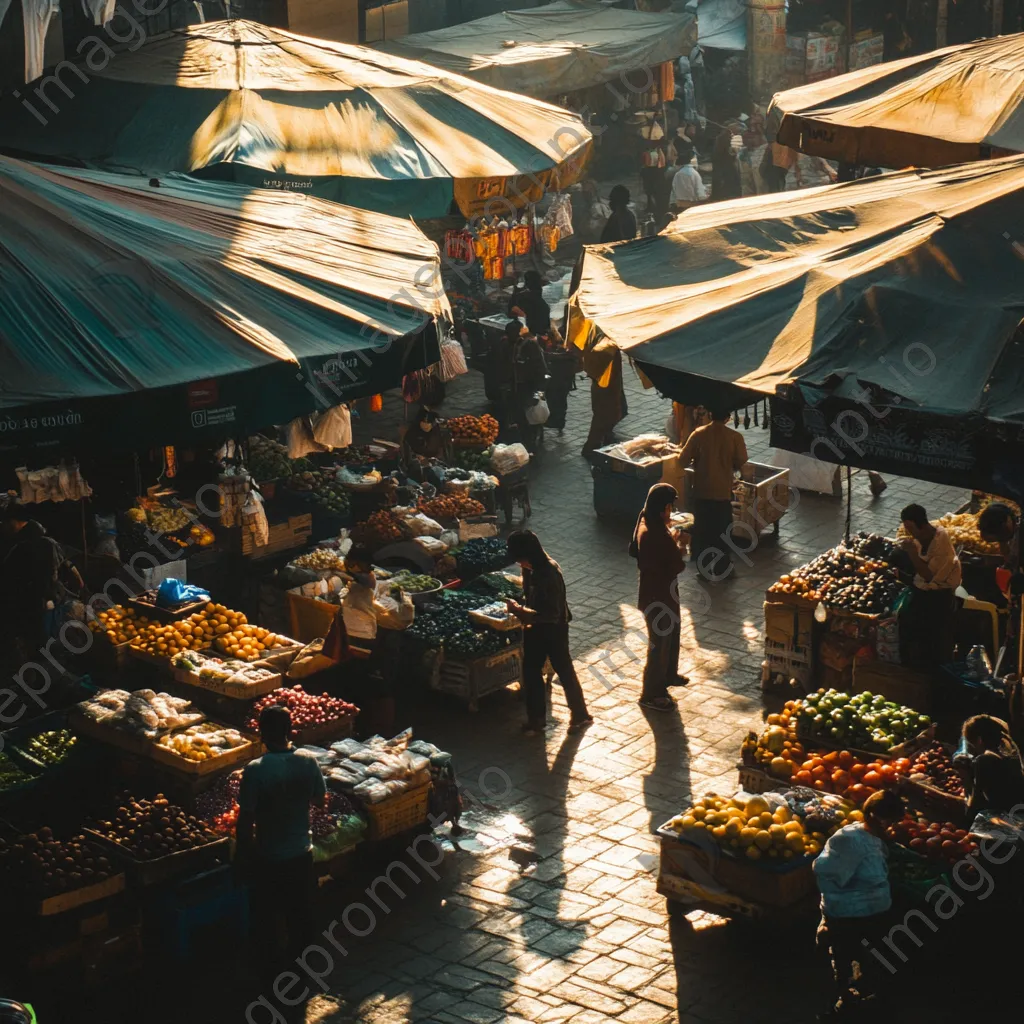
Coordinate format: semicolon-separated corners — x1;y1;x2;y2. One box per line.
746;845;762;860
754;830;772;851
739;827;757;847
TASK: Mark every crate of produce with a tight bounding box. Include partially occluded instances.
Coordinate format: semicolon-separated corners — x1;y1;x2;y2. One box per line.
241;513;313;558
591;444;670;481
432;645;522;711
67;709;156;756
172;663;283;700
85;828;231;888
736;764;780;794
658;831;815;909
39;872;127;917
362;780;431;841
148;723;259;776
291;715;355;748
896;775;968;823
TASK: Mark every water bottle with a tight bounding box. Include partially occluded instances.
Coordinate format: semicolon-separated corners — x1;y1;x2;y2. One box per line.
965;644;992;682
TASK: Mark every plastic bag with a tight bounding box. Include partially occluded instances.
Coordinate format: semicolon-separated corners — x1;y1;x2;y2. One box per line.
93;513;120;559
414;535;447;554
440;338;469;381
242;491;270;548
156;578;210;608
525;396;550;425
311;404;353;450
490;443;530;474
403;513;443;538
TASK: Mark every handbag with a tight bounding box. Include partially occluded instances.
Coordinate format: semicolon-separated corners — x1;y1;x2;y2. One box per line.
525;395;550;425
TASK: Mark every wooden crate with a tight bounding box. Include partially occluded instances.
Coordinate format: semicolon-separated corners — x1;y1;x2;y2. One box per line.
242;514;312;558
853;656;933;713
83;830;231;887
737;764;781;794
148;731;259;776
292;716;355;748
432;645;522;711
362;779;431;841
172;665;283;700
658;830;815;909
36;873;127;917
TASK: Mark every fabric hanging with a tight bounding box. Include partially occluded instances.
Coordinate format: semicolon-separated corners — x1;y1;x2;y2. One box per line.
81;0;116;25
659;61;675;104
23;0;60;83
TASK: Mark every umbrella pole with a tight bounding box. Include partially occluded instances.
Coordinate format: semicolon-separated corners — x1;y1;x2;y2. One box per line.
844;466;852;543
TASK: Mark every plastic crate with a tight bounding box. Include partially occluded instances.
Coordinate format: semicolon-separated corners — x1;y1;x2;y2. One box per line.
432;645;522;711
362;780;431;841
144;865;249;960
591;464;654;521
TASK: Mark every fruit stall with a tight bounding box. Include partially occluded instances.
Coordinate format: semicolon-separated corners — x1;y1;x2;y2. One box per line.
658;683;1023;919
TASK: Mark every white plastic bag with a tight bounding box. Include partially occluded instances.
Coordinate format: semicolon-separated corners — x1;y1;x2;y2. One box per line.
403;512;443;538
490;443;530;474
525;396;550;425
311;404;352;450
439;338;468;381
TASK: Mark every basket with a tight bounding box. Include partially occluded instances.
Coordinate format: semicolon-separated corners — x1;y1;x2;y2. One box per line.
432;645;522;711
362;779;431;841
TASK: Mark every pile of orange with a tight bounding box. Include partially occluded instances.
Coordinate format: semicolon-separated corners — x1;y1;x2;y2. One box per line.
448;414;499;444
791;749;911;805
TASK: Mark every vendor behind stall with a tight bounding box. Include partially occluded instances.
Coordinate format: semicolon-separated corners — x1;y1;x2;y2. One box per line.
402;407;450;466
508;271;552;338
898;504;962;669
961;714;1024;813
342;545;414;734
979;502;1023;668
237;705;327;981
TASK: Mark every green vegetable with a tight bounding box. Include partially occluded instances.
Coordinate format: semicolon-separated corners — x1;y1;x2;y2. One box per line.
18;729;77;767
0;752;35;791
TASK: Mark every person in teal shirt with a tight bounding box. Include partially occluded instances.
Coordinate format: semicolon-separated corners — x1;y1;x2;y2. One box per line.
237;705;326;980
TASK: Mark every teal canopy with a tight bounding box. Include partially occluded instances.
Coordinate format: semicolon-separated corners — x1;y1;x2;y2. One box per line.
0;20;592;219
0;157;449;453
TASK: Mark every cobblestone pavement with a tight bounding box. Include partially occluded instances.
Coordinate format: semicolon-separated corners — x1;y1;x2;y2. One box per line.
275;368;965;1024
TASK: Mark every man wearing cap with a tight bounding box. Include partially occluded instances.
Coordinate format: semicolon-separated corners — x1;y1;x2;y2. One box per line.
237;705;327;979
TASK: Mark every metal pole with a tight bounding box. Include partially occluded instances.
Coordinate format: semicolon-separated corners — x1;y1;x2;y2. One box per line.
844;466;852;543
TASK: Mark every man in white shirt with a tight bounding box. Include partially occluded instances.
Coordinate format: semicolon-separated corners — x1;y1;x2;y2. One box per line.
669;143;707;212
898;503;961;668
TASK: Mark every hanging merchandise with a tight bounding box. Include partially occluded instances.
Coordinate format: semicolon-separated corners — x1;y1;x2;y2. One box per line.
440;338;469;382
163;446;178;479
369;394;383;413
81;0;117;25
311;404;352;450
659;61;675;104
15;463;93;503
510;218;533;256
402;373;423;405
218;468;251;528
241;490;270;548
548;194;574;239
286;415;321;459
538;224;560;253
445;228;475;265
23;0;60;83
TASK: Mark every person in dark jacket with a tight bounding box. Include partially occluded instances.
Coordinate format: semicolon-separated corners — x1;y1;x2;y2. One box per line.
711;128;742;202
962;715;1024;813
508;270;552;337
502;318;548;454
600;185;637;244
631;483;689;711
402;407;449;465
506;530;592;736
1;502;84;656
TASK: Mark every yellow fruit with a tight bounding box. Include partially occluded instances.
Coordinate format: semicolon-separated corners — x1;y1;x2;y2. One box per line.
769;823;786;841
725;819;742;838
744;796;770;817
746;845;762;860
783;821;802;834
690;807;706;821
807;841;822;855
739;827;757;847
759;813;774;829
786;832;806;853
754;830;772;851
679;815;696;830
773;805;791;824
712;825;727;839
848;810;864;822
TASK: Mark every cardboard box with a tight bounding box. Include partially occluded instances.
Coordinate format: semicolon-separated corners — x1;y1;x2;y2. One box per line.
853;656;932;712
242;514;313;558
764;601;813;647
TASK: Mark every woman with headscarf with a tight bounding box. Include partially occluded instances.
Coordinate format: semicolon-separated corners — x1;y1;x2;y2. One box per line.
506;530;593;736
600;185;637;244
630;483;689;711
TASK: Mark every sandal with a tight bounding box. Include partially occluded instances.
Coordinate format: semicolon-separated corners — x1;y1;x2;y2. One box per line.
638;697;675;712
521;722;546;737
567;716;594;735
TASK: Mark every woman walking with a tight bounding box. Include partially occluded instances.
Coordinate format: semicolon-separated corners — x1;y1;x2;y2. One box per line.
506;530;593;737
631;483;689;711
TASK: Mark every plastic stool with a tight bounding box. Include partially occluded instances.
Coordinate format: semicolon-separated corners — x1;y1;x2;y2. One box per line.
963;597;1001;657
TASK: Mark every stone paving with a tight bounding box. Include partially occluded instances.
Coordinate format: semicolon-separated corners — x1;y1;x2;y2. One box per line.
277;366;966;1024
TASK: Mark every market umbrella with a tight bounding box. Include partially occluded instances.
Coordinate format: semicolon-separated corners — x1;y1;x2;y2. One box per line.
375;0;695;99
0;19;592;219
566;156;1024;495
766;32;1024;169
0;155;450;453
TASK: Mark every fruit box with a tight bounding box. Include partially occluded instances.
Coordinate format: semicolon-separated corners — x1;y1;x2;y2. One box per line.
83;829;231;887
853;657;932;713
37;872;127;917
173;665;284;700
128;590;210;624
658;831;816;908
147;734;258;777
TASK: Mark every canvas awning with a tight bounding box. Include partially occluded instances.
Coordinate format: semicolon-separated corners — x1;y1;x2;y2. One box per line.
767;32;1024;168
567;157;1024;495
375;0;695;98
0;20;592;219
697;0;746;52
0;156;450;453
